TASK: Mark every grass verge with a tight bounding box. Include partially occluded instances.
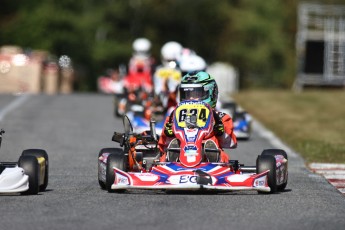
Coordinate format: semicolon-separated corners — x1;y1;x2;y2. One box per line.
232;89;345;163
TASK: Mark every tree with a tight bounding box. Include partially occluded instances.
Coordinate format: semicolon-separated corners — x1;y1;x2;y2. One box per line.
0;0;300;90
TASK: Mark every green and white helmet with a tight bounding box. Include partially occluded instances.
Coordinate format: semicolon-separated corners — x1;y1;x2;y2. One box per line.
179;71;218;108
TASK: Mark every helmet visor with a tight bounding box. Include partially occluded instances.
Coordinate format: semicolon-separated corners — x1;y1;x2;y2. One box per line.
179;86;208;101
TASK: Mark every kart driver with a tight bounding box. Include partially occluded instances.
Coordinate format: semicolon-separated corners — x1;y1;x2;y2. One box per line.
153;41;183;113
158;71;237;163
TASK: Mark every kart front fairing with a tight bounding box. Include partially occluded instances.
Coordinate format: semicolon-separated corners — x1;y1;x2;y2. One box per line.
0;165;29;193
110;162;271;192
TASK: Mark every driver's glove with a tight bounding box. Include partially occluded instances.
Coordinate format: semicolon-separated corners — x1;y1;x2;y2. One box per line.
214;123;224;136
164;122;174;137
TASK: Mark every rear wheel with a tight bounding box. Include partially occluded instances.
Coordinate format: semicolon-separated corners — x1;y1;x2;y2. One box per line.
18;155;39;195
261;149;288;191
105;149;127;193
21;149;49;192
256;155;277;194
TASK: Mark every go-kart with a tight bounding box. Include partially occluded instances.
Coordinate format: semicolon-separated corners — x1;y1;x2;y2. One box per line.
114;86;152;118
98;100;288;193
0;129;49;195
126;102;166;136
220;101;252;140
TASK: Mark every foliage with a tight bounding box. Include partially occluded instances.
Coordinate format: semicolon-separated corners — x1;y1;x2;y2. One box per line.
0;0;305;90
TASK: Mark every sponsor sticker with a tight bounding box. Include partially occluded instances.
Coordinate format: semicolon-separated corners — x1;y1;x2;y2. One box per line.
116;173;129;185
254;176;267;187
168;175;197;184
135;174;159;182
184;145;198;162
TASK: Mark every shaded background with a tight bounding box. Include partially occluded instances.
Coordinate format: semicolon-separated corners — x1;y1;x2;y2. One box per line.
0;0;343;91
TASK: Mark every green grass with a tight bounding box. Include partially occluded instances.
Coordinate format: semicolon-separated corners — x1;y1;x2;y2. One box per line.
232;89;345;163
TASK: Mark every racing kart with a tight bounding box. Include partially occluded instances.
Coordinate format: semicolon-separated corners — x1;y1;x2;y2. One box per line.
0;129;49;195
220;101;252;140
126;102;166;136
114;87;152;118
98;100;288;193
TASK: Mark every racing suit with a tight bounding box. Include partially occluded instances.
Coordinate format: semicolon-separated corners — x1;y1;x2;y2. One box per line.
158;109;237;163
153;66;182;111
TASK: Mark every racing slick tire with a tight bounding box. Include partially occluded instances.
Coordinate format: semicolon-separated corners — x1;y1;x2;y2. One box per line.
18;155;40;195
98;148;125;190
105;148;127;193
256;154;277;194
21;149;49;192
98;150;107;190
114;96;121;118
261;149;288;191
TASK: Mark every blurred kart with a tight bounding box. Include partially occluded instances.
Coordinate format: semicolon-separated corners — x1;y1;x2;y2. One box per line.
114;84;153;118
97;76;124;94
0;129;49;195
220;101;252;140
113;56;154;118
126;103;166;136
98;100;288;194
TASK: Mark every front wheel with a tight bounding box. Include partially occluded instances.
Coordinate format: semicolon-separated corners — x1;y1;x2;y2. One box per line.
18;155;40;195
261;149;288;191
256;155;277;194
98;149;107;190
98;148;125;190
105;149;127;193
21;149;49;192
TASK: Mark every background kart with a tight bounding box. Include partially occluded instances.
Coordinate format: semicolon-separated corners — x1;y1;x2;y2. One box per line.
220;101;252;140
126;104;166;136
98;101;288;194
113;87;152;118
0;129;49;195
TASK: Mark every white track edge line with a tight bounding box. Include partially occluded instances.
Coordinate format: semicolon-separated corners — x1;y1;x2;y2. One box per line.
0;94;31;122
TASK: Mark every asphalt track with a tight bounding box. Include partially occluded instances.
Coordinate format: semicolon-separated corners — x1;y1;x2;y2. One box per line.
0;93;344;230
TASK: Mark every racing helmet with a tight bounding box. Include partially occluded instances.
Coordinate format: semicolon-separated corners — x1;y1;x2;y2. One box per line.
161;41;183;67
133;38;151;54
179;55;207;76
179;71;218;108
